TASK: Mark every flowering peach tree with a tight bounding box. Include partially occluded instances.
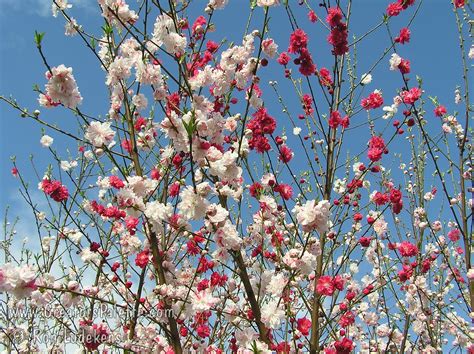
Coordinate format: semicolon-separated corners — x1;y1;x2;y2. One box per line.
1;0;473;352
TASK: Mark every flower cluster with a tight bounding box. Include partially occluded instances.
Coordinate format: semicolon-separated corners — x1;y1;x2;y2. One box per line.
386;0;416;17
38;64;82;109
367;136;386;162
39;178;69;202
326;7;349;56
293;199;331;233
361;90;384;110
0;263;37;299
247;107;276;153
316;275;345;296
287;29;316;76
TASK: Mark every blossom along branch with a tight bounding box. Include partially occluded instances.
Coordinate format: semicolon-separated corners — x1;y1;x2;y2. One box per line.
1;0;473;353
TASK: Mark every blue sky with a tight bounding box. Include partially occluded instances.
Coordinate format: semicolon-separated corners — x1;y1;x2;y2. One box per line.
0;0;470;350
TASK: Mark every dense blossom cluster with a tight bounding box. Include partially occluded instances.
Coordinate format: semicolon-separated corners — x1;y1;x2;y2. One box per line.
38;64;82;109
293;199;331;233
0;264;37;299
326;7;349;55
367;136;386;162
361;90;384;110
247;107;276;152
39;178;69;202
386;0;416;17
287;29;316;76
2;0;473;353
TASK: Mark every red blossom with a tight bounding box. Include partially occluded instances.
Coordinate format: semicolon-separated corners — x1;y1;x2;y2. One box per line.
278;145;293;163
448;228;461;242
288;29;308;53
338;311;355;327
333;337;354;354
274;183;293;200
134;116;147;131
373;192;389;206
206;40;219;53
247;108;276;136
316;275;335;296
186;240;200;255
247;108;277;153
276;342;291;353
398;58;411;74
197;279;209;291
41;179;69;202
302;94;314;116
398;241;419;257
249;182;264;198
196;324;210;338
166;92;181;115
367;136;386;162
327;26;348;56
297;317;312;336
308;10;318;23
392;201;403;214
421;259;432;273
109;175;125;189
326;7;348;56
401;87;422;104
395;27;411;44
329;111;342;129
398;264;414;282
125;216;139;235
326;7;343;27
277;52;291;65
82;323;110;351
150;168;161;180
318;67;333;88
210;272;227;287
361;91;384;110
249;135;271;153
169;182;181;197
316;275;345;296
135;250;150;268
387;2;403;16
121;139;133;154
179;326;188;337
192;16;207;38
333;275;345;290
434;105;447;117
389;189;402;204
197;257;214;273
297;48;316;76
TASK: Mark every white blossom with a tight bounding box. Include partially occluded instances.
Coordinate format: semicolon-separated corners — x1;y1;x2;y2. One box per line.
85;121;116;148
293;199;331;233
40;135;54;147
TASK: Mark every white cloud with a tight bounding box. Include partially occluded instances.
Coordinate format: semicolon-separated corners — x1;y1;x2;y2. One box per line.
0;0;93;17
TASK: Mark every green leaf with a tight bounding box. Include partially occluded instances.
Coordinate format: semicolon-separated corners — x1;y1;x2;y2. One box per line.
102;24;113;36
182;112;196;137
34;31;45;46
416;75;423;85
250;0;257;9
